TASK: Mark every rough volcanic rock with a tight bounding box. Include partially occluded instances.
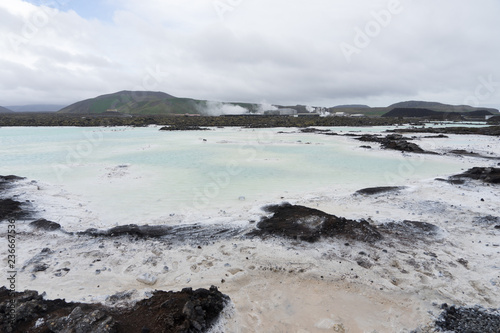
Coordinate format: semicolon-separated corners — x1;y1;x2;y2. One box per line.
123;286;228;333
449;167;500;184
435;304;500;333
378;220;441;242
449;149;480;156
300;127;332;134
422;134;448;138
0;286;229;333
355;186;406;195
29;219;62;231
448;149;499;160
0;199;24;221
383;139;426;153
435;177;466;185
81;224;175;237
355;134;436;154
248;203;382;243
0;175;30;221
0;175;25;191
79;223;242;244
473;215;500;226
47;306;117;333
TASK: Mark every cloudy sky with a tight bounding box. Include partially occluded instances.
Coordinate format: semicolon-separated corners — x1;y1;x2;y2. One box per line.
1;0;499;109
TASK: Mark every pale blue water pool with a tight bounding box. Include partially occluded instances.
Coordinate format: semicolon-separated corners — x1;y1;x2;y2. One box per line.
0;126;474;225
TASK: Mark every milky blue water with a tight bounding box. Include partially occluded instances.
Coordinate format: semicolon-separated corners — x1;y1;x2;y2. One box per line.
0;126;471;224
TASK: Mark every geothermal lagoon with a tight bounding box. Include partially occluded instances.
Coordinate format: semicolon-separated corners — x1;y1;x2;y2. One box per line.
1;124;500;332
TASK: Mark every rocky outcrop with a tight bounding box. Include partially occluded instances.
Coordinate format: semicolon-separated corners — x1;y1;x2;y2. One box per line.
29;219;62;231
355;134;437;154
0;176;29;221
79;223;243;244
434;304;500;333
449;167;500;184
0;286;229;333
248;203;382;243
0;175;25;194
378;220;441;242
355;186;406;195
299;128;334;134
447;149;500;160
0;198;23;221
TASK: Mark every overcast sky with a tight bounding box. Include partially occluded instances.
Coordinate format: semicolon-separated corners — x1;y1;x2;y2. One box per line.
1;0;499;109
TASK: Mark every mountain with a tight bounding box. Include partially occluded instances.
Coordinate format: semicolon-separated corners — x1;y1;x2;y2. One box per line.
58;91;262;115
0;106;13;113
387;101;498;113
382;108;494;119
6;104;66;112
59;91;178;114
327;101;499;117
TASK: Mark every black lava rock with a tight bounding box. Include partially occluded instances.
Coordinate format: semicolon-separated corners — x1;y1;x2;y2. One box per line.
435;304;500;333
248;203;382;243
29;219;62;231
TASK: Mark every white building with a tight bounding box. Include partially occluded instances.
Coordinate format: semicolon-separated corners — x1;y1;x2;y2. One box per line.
278;108;298;116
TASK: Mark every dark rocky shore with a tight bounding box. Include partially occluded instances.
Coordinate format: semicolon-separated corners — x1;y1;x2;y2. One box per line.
0;112;402;127
248;203;382;243
0;176;31;221
247;202;446;247
355;133;438;154
79;224;243;244
434;304;500;333
0;286;229;333
448;167;500;184
354;186;406;195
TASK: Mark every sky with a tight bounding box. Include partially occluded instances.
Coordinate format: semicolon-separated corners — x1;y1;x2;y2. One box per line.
1;0;499;109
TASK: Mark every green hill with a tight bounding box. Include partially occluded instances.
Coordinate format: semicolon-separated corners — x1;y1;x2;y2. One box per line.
58;91;262;115
0;106;13;113
59;91;185;114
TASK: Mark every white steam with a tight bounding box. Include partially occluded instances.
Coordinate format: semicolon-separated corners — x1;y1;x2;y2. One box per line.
198;101;248;116
257;102;278;114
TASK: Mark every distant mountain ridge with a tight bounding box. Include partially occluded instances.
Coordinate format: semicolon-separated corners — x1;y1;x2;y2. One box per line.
57;91;499;116
329;101;498;117
0;106;13;113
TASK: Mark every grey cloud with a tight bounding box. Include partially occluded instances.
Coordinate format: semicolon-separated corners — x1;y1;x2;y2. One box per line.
0;0;499;109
